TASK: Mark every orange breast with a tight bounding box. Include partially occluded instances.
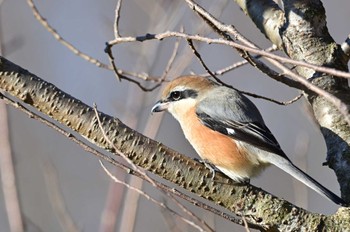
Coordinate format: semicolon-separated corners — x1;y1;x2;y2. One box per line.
179;108;259;177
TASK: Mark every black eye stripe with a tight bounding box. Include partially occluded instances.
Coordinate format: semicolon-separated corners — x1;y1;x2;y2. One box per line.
183;89;198;98
168;89;198;101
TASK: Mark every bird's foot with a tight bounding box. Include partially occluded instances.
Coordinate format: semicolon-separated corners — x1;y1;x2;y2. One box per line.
194;158;220;181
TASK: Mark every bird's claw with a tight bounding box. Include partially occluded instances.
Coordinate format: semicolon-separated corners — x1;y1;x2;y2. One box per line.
194;158;220;181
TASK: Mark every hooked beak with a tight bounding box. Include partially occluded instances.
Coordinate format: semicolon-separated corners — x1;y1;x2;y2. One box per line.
151;100;169;113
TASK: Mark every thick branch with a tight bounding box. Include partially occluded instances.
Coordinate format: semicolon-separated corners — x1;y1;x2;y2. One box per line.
234;0;284;47
1;56;350;230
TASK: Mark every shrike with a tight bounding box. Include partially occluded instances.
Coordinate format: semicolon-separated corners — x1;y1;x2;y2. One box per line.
152;75;345;206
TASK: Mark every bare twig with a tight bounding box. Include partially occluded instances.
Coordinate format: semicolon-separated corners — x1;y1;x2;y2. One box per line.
242;91;303;106
114;0;123;38
201;45;278;77
186;39;226;85
112;0;123;82
100;160;204;232
26;0;111;70
104;44;161;91
188;38;302;106
92;106;148;184
242;216;251;232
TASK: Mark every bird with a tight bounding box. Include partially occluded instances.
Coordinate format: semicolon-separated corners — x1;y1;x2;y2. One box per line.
151;75;346;206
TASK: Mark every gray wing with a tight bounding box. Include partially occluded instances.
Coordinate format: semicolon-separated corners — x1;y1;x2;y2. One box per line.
196;86;287;158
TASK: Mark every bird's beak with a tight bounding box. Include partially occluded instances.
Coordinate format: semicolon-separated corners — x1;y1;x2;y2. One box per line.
151;100;169;113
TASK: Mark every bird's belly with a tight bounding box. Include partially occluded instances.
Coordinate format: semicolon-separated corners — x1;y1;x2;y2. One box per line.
181;116;267;181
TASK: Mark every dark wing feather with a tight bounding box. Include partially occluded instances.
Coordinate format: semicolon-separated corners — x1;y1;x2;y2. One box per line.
196;86;288;159
197;112;286;158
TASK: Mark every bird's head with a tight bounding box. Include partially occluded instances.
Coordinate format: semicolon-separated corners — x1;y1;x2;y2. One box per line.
151;76;215;118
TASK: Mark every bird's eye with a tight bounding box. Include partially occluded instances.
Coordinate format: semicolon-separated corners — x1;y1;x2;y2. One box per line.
170;91;181;101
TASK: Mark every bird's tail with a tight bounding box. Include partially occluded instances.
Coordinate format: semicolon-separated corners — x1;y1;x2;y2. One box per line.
271;157;347;206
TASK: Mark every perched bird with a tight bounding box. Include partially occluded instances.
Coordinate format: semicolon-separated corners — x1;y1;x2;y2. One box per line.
152;75;346;206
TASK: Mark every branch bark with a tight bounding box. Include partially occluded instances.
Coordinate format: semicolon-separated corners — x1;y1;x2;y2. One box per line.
234;0;284;48
0;56;350;231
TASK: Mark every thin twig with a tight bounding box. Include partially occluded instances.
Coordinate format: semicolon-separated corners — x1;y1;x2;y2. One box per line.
201;45;278;77
92;106;147;180
26;0;111;70
104;44;161;91
186;38;226;85
100;160;204;231
242;216;251;232
112;0;123;82
114;0;123;38
188;38;302;106
242;91;303;105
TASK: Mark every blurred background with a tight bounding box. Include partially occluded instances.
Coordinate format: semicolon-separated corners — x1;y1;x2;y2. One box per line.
0;0;349;231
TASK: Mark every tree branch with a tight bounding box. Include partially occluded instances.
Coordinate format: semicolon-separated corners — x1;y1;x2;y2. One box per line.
234;0;284;47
